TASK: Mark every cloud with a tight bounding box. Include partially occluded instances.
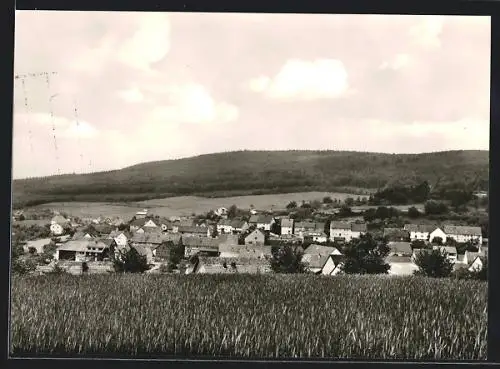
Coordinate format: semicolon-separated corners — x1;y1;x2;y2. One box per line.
379;53;412;70
409;16;445;48
248;59;350;100
116;88;145;103
14;112;99;139
149;84;239;125
117;13;171;71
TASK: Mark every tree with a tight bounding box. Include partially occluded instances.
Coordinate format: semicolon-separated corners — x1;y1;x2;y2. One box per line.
408;206;421;219
323;196;333;204
338;205;352;217
413;249;453;278
18;214;26;221
345;197;355;207
424;201;449;215
167;239;185;271
340;234;391;274
432;237;443;246
12;258;37;275
286;201;297;209
227;204;238;219
113;247;150;273
410;239;428;250
269;245;306;274
82;262;89;273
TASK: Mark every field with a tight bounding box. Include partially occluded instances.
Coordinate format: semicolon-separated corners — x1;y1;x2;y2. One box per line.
10;274;487;360
28;191;368;219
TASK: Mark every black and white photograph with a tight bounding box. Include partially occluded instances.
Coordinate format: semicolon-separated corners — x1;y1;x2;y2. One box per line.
10;11;489;360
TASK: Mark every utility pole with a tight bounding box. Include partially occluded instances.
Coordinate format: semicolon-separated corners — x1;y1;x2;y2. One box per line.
14;72;60;175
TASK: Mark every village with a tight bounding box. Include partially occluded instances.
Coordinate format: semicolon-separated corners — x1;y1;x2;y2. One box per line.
12;194;488;277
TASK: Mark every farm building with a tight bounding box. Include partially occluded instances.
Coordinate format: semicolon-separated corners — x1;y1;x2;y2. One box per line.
386;255;419;276
244;229;266;246
403;224;437;242
388;241;412;257
249;215;275;231
329;222;367;243
303;231;328;243
429;227;447;244
280;218;294;235
294;221;325;236
183;236;220;257
189;257;271;274
443;225;483;246
383;228;410;242
55;239;113;262
130;232;168;251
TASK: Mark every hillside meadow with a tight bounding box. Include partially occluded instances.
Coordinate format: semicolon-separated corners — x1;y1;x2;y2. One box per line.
12;150;488;208
27;191;367;219
10;274;487;360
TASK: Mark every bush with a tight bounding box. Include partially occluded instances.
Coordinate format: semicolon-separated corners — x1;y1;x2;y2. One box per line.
408;207;421;219
413;249;453;278
424;201;449;215
341;234;390;274
269;245;306;274
113;248;150;273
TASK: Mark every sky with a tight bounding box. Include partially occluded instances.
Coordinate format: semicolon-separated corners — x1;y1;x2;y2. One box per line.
12;12;491;179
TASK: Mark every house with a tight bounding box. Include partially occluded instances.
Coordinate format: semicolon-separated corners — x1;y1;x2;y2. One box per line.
302;244;342;274
154;241;179;261
130;232;166;250
404;224;437;242
217;219;249;235
135;209;149;219
386;255;419;276
294;221;324;236
383;228;410;242
183;236;220;257
157;218;173;232
244;229;266;246
50;215;70;236
429;227;447;244
72;231;98;240
464;248;488;266
280;218;294;235
443;225;483;246
321;254;344;276
329;222;367;243
143;219;158;228
24;238;52;254
55;239;112;262
388;241;413;257
303;232;329;244
433;246;458;263
107;231;132;247
176;226;211;237
468;255;487;272
214;207;228;217
130;218;148;232
249;215;275;231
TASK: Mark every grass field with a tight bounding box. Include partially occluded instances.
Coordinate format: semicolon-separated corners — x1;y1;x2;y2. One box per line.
10;274;487;360
29;191;368;219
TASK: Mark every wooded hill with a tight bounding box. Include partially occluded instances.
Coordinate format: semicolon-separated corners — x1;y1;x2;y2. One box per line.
12;150;489;208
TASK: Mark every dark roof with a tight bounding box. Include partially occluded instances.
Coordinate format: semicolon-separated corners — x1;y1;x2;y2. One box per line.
351;223;367;232
303;244;342;256
130;218;148;227
130;232;168;245
443;225;482;236
249;215;274;224
296;221;323;230
183;236;219;249
404;224;437;233
178;226;208;234
329;221;350;230
388;242;412;255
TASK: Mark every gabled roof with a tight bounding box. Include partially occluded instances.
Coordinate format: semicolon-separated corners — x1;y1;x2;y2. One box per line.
388;242;412;255
443;225;482;236
329;221;350;230
404;224;437;233
183;236;220;249
57;239;109;253
130;232;167;245
434;246;458;255
303;244;342;269
178;226;208;234
245;228;266;238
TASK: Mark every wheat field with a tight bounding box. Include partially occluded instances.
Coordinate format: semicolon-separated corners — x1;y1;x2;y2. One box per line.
10;274;487;360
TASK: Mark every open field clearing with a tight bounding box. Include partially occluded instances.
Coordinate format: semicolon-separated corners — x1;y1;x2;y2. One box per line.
29;192;368;218
10;274;487;359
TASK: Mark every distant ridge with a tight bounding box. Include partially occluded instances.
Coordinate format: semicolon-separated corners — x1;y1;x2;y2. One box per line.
12;149;489;208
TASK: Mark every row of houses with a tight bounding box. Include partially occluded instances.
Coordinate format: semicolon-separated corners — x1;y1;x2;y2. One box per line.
383;224;484;245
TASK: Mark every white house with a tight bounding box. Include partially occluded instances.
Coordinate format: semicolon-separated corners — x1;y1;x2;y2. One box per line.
403;224;436;242
468;256;487;272
321;254;344;276
249;215;275;231
329;222;367;243
280;218;294;235
108;231;130;247
443;225;483;245
429;227;447;244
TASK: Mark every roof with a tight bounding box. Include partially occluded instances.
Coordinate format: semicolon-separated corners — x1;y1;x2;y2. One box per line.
130;218;148;227
57;240;109;253
231;220;248;228
51;215;69;224
178;226;207;234
26;238;52;250
303;245;342;269
329;221;350;230
130;232;167;245
304;244;342;256
281;218;294;228
434;246;458;255
183;236;220;249
101;239;116;247
404;224;437;233
245;228;266;238
386;255;412;263
351;223;367;232
465;251;479;263
218;219;233;226
383;228;410;238
443;225;482;236
296;221;324;230
388;242;412;255
249;215;274;224
218;234;240;244
131;244;152;258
